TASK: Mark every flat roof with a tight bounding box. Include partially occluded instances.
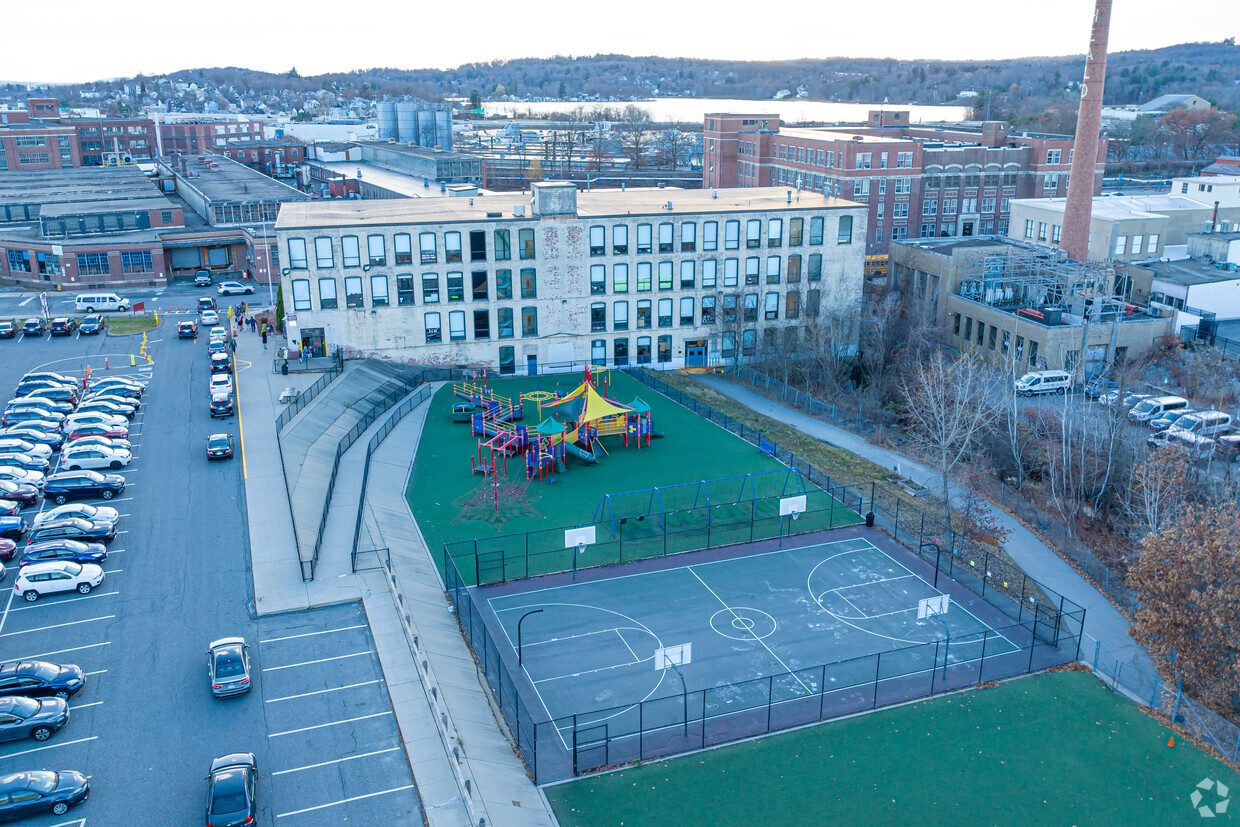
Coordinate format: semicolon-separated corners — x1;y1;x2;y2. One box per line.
277;186;861;230
306;160;487;199
1012;193;1214;221
1145;258;1240;287
358;140;474;162
777;127;915;144
163;155;308;204
0;167;170;212
898;236;1021;255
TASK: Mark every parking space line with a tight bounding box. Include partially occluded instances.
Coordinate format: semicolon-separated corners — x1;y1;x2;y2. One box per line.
268;711;392;738
14;642;110;661
102;568;123;575
0;736;97;759
9;591;118;612
266;680;382;704
1;616;115;637
261;651;372;672
83;669;107;677
68;701;103;711
272;746;401;776
275;784;416;818
259;624;367;644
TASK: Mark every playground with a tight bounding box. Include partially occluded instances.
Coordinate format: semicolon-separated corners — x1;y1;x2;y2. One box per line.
409;368;858;568
544;669;1240;825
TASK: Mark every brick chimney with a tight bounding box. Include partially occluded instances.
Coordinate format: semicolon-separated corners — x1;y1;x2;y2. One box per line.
1061;0;1113;262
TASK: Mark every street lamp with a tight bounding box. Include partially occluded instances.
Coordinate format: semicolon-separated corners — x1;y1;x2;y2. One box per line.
517;609;544;668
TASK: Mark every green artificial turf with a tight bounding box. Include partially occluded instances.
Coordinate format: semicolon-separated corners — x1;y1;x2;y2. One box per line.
408;371;858;579
544;670;1240;826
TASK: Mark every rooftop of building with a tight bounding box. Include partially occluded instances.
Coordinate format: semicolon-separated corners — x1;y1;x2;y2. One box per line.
358;140;473;161
0;167;171;212
1011;192;1216;221
304;160;487;198
895;236;1026;256
222;139;304;148
161;155;308;204
276;185;860;230
1141;256;1240;286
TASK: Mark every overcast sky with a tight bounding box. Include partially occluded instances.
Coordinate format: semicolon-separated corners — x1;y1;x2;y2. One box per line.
6;0;1238;84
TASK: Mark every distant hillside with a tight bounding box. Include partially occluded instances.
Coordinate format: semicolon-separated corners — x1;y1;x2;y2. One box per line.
16;40;1240;125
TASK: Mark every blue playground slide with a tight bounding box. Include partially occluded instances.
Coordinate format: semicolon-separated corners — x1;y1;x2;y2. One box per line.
564;442;599;465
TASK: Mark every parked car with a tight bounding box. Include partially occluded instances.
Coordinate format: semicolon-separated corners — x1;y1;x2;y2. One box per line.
32;504;118;529
209;374;234;396
1215;434;1240;463
62;445;131;471
0;440;51;460
1083;377;1119;399
21;540;107;567
2;410;64;428
198;297;217;312
0;661;85;699
0;539;14;561
210;393;234;419
48;319;77;337
1129;396;1189;424
87;377;144;395
178;321;198;339
0;503;17;518
0;696;69;743
74;400;136;420
21;372;74;384
1147;429;1217;459
7;397;74;415
77;315;105;335
61;412;127;433
206;433;234;460
0;467;44;487
1149;408;1197;432
2;419;60;437
0;482;37;509
194;270;213;287
206;638;252;697
0;428;63;450
20;319;44;337
82;392;139;411
1098;391;1150;408
217;281;254;296
42;470;125;504
0;769;88;819
13;560;104;602
201;309;220;326
64;424;129;442
0;454;50;474
63;435;131;453
208;340;228;358
1173;410;1233;438
0;322;13;339
25;519;116;545
13;385;77;406
205;754;257;826
210;352;232;374
0;517;24;541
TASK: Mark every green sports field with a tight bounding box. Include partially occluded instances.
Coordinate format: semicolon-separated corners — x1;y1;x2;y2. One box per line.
545;671;1240;826
408;371;858;576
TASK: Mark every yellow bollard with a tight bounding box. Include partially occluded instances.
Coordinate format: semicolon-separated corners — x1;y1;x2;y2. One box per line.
130;354;136;367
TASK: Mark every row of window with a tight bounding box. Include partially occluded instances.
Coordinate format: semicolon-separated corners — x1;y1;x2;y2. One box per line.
917;220;1009;239
952;313;1039;364
3;250;146;277
287;229;536;270
586;216;840;255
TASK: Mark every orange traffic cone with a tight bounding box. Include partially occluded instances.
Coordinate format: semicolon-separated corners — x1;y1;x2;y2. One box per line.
1167;735;1175;748
104;357;109;369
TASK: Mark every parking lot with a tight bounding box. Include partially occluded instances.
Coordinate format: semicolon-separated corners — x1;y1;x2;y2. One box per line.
0;307;420;824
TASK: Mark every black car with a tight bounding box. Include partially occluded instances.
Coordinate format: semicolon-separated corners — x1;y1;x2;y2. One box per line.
0;517;24;541
178;321;198;339
195;270;213;287
42;471;125;505
0;770;88;820
0;429;62;450
210;393;235;418
86;380;143;398
0;322;13;339
0;481;37;509
0;661;85;700
78;315;105;335
20;319;43;337
210;353;233;374
0;696;70;743
0;454;49;474
207;433;234;460
13;385;77;405
21;540;107;567
48;318;77;337
25;519;115;545
206;753;256;827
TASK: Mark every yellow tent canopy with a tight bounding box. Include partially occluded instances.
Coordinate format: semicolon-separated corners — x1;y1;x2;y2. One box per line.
542;380;632;425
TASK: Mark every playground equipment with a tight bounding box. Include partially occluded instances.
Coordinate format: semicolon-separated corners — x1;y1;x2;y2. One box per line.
592;468;807;537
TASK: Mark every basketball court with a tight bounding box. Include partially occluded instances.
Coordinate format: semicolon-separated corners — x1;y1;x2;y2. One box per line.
475;533;1032;765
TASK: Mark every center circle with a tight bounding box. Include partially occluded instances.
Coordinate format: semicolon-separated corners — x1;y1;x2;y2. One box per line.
710;607;777;641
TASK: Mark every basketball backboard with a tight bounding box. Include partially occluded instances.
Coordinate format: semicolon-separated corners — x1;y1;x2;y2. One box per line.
917;594;950;619
654;643;693;669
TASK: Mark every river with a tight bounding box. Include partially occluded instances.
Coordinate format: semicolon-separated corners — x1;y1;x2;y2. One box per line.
482;97;970;125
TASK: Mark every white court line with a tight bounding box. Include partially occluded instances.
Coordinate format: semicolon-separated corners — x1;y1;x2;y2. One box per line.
1;616;114;637
275;784;416;818
268;710;392;738
0;736;97;759
688;567;813;694
15;642;110;661
9;592;118;612
262;651;372;672
259;624;366;644
533;659;645;684
265;680;381;704
271;746;401;776
616;629;638;661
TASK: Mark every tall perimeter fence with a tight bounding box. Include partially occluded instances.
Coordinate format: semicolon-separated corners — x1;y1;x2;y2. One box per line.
442;366;1088;783
723;362;1240;769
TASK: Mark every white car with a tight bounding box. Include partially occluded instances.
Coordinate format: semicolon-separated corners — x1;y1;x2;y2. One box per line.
0;466;44;487
75;400;136;420
0;440;51;458
201;310;220;326
62;413;128;434
82;393;140;411
33;503;120;528
13;560;104;602
61;445;131;471
64;435;131;453
217;281;254;296
209;327;228;341
209;374;234;396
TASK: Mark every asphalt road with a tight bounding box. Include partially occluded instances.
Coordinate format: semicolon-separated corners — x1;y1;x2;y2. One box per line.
0;281;279;322
0;320;420;824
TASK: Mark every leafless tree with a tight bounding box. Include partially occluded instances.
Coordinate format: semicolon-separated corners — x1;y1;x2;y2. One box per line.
1121;446;1193;541
899;350;1002;524
654;129;689;170
618;105;654;170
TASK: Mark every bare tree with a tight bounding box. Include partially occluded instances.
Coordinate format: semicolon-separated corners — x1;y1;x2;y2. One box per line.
899;350;1002;524
654;128;689;170
618;105;654;169
1121;446;1193;541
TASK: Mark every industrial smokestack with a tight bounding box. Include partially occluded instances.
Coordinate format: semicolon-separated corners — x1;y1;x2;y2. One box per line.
1060;0;1113;263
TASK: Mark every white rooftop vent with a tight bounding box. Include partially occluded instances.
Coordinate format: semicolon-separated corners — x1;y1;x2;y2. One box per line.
513;204;526;217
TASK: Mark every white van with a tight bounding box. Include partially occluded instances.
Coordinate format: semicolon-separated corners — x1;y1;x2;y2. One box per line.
1172;410;1232;438
1128;396;1189;424
74;293;131;313
1014;370;1072;396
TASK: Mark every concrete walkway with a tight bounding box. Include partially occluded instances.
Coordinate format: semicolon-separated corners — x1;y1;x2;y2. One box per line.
695;373;1155;675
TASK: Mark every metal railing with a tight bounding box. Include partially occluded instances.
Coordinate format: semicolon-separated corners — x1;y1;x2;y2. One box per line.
275;355;345;432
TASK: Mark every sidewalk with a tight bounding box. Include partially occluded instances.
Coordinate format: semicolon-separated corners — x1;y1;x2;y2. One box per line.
695;373;1155;675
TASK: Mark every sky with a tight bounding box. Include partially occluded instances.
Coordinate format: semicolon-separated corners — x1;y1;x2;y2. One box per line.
5;0;1239;84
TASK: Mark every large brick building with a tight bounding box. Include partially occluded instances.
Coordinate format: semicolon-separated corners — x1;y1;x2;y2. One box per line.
703;111;1105;258
158;119;265;154
274;183;866;369
0;99;157;171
